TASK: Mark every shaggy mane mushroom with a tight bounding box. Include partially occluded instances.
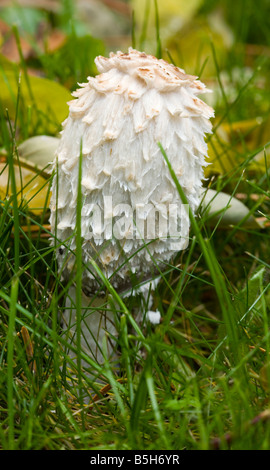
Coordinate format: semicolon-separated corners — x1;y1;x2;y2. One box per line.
49;48;215;374
50;48;214;298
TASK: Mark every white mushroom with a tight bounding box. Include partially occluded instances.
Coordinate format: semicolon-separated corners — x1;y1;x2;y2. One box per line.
50;48;214;298
49;49;214;379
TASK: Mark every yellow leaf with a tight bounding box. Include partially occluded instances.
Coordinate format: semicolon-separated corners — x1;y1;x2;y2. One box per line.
166;13;233;77
132;0;203;34
205;117;270;177
0;54;72;133
0;135;60;214
0;158;51;215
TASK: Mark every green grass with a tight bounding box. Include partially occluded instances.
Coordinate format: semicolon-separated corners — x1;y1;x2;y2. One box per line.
1;0;270;451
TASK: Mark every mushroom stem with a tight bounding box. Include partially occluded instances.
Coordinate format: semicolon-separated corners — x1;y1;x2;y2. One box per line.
63;287;119;368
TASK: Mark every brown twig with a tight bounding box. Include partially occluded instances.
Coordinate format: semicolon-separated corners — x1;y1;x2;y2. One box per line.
18;326;37;374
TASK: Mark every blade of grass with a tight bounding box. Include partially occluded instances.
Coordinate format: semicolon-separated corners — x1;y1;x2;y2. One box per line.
130;352;170;448
130;364;148;436
153;0;162;59
7;276;19;450
0;288;104;374
209;60;264;139
139;0;151;50
89;258;147;346
120;314;134;404
6;89;21;274
101;335;136;445
131;10;136;49
210;40;230;117
163;236;197;329
13;24;35;104
5;72;22;449
158;143;240;363
145;355;169;448
23;375;53;449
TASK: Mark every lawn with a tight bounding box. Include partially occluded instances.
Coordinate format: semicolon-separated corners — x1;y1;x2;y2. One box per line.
0;0;270;451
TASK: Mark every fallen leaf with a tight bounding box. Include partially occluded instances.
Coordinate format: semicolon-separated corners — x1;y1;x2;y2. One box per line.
0;135;59;214
205;117;270;177
199;187;264;229
132;0;204;44
44;29;67;53
0;159;51;214
1;32;33;62
0;54;72;133
19;325;37;374
18;134;59;173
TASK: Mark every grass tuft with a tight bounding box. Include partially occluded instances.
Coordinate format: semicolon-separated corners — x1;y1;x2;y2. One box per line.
0;0;270;451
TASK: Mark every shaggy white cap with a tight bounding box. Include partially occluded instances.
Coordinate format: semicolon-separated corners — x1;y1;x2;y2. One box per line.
50;48;214;294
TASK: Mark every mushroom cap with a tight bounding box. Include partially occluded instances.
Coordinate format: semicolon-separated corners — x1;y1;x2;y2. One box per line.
50;48;214;294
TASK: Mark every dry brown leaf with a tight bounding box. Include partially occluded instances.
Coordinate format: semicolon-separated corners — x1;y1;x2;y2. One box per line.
1;33;33;62
19;326;37;374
